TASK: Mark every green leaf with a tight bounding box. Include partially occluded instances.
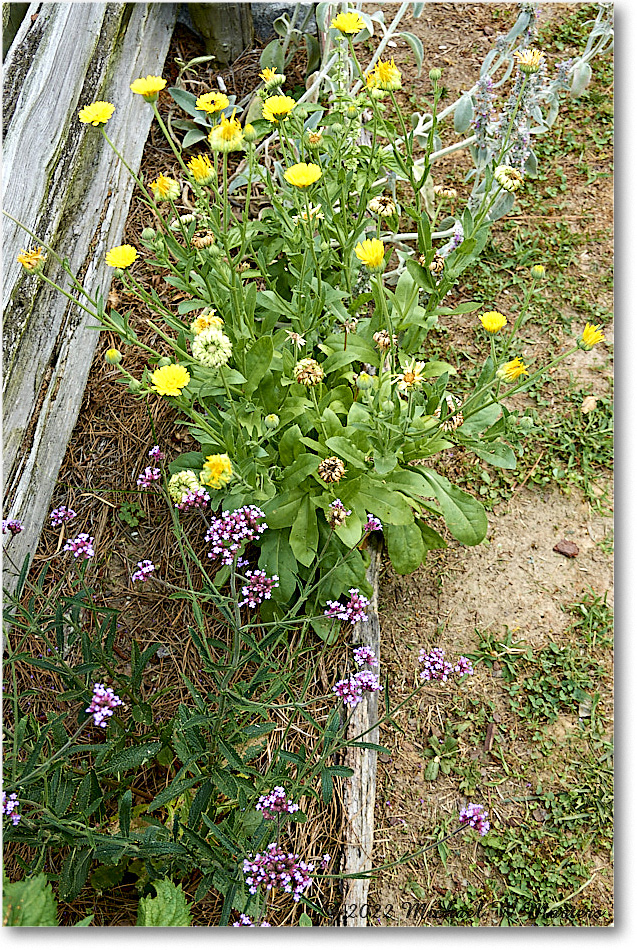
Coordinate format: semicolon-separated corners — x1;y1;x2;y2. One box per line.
424;758;440;781
3;873;58;926
182;128;208;148
73;914;95;926
385;522;425;574
320;767;333;803
244;336;274;397
422;472;487;545
374;449;398;476
417;520;447;551
168;451;203;475
136;880;193;927
421;360;457;378
399;31;423;74
119;789;132;837
356;479;414;525
147;775;202;813
466;440;517;469
289;495;318;567
167;86;204;121
281;453;319;490
258;529;298;601
59;847;93;902
102;742;162;775
299;912;313;926
324;436;367;469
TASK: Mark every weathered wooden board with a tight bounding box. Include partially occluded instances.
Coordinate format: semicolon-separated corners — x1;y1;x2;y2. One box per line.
339;536;382;926
2;2;177;598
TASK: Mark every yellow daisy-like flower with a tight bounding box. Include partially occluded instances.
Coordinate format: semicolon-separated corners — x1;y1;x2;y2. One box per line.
513;47;545;74
262;94;296;123
191;311;223;335
195;91;230;114
355;238;385;272
497;357;528;383
151;363;191;396
260;67;285;89
393;359;427;392
105;244;137;269
283;162;322;188
78;101;115;126
150;174;180;202
200;453;233;489
373;57;402;91
187;154;215;185
130;75;166;101
494;165;524;193
331;11;364;34
17;246;46;272
530;264;546;279
208;112;245;152
480;310;508;333
578;323;605;351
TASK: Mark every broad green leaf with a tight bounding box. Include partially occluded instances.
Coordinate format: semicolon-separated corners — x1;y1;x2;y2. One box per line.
399;31;423;74
102;742;162;775
417;520;447;551
3;873;58;926
168;451;203;475
422;472;487;545
454;93;474;133
59;847;93;902
299;912;313;926
265;490;304;529
421;360;457;378
136;880;193;927
281;453;319;490
289;496;318;566
324;436;367;469
424;758;440;780
258;528;298;601
467;440;517;469
374;449;398;476
244;336;274;397
167;86;203;120
355;480;414;525
385;522;425;574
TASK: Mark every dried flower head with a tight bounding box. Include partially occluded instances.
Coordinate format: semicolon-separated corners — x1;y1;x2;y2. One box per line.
318;457;346;483
368;195;396;217
191;326;232;368
328;498;352;528
373;329;397;351
429;254;445;275
433;184;458;199
190;230;216;249
286;331;307;347
294;358;324;386
435;393;464;431
494;165;524;193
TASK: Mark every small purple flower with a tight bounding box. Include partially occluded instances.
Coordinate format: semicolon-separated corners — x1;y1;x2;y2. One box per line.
418;647;453;682
148;445;165;462
206;505;267;565
242;842;314;902
353;646;378;668
239;570;279;608
131;560;155;582
85;683;123;727
232;914;271;927
459;802;490;836
50;506;77;527
2;519;23;536
137;466;161;488
176;487;210;511
363;513;382;533
328;498;352;528
324;588;370;625
2;791;21;826
320;854;330;869
256;786;299;820
333;670;383;708
63;533;95;560
454;656;474;676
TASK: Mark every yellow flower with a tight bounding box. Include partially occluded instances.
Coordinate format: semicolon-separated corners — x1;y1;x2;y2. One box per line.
187;154;215;185
208;112;244;152
331;11;364;34
195;91;230;114
151;363;191;396
373;57;402;91
513;47;545;74
494;165;524;193
497;357;528;383
78;101;115;126
393;359;426;392
243;122;259;143
530;264;546;279
355;238;385;272
284;162;322;188
578;323;605;351
366;71;380;91
150;174;180;201
191;310;223;335
105;244;137;269
260;67;285;89
480;310;507;333
262;94;296;122
17;246;46;272
130;75;166;101
200;453;233;489
105;348;122;365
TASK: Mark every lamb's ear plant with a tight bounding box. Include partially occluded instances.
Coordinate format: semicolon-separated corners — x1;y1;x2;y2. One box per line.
3;1;611;926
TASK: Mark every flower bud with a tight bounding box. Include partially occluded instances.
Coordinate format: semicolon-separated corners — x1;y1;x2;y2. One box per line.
141;227;156;242
356;372;374;391
105;348;122;365
265;413;280;430
243;122;259;143
381;400;395;413
128;379;143;394
530;264;546;279
429;67;442;82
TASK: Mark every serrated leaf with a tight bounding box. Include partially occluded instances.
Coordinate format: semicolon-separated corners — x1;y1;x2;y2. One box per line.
3;873;59;926
136;879;192;927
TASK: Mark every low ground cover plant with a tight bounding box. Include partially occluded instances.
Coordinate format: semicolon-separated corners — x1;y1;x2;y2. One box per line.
3;1;612;926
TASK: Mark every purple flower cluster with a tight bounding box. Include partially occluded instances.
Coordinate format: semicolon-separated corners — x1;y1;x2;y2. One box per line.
255;786;300;820
353;646;378;668
63;533;95;560
364;513;382;533
328;498;351;527
2;519;23;536
333;670;383;708
131;560;155;582
148;445;165;462
137;466;161;488
242;842;314;902
85;683;123;727
324;588;370;624
459;802;490;836
2;792;21;826
418;647;475;682
205;505;267;565
472;74;495;150
175;487;210;511
50;506;77;527
440;221;464;258
232;914;271;927
239;570;279;608
320;854;330;870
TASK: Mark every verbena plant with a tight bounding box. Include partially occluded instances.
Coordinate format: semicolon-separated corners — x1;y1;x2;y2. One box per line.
3;1;611;927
